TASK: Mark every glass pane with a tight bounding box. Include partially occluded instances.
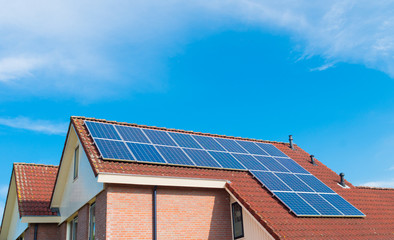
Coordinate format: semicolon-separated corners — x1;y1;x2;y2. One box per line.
232;203;244;238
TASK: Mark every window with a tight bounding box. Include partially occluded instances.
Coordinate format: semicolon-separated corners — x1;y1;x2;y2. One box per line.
73;146;79;180
89;203;96;240
232;202;244;239
70;216;78;240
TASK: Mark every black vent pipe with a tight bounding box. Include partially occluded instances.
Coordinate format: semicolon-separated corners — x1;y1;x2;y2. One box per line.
310;155;316;165
153;186;157;240
339;173;345;187
289;135;294;149
34;224;38;240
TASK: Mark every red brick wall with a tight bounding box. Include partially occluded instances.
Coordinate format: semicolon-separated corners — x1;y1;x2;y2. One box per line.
23;223;59;240
96;189;107;240
77;204;89;240
106;184;232;240
58;221;67;240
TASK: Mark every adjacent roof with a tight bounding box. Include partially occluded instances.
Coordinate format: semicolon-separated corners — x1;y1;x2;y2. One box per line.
69;116;394;239
14;163;58;216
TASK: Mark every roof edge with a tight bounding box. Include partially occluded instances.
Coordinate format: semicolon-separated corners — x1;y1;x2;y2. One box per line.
357;186;394;191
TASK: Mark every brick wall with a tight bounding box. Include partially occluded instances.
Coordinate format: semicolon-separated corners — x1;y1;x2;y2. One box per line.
106;184;232;240
96;189;107;240
58;221;67;240
77;204;89;240
23;223;59;240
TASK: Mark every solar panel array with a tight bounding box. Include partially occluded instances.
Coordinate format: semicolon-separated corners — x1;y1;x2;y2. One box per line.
84;121;365;217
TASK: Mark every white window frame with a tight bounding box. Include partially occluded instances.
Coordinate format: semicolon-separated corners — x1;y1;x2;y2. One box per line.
73;146;80;180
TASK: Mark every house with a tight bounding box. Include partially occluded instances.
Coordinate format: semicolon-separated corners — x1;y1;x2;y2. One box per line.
1;116;393;240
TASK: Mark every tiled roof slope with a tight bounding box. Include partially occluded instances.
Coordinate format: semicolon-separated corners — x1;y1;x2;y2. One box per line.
71;116;394;239
14;163;58;216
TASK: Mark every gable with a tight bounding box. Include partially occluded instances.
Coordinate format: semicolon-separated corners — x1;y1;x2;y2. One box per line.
51;124;103;223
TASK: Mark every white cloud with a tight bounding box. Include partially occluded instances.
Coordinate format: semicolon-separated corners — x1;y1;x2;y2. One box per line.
0;117;67;135
361;180;394;188
0;1;394;100
310;63;335;72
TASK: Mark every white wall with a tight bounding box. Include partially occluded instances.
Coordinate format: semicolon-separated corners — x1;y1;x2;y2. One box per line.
230;196;274;240
7;197;28;240
57;127;104;223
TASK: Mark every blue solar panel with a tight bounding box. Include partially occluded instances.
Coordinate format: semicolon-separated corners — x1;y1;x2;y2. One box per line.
85;120;365;218
116;125;150;143
274;192;320;216
168;132;202;149
95;139;134;160
256;143;288;157
274;157;309;174
126;142;166;163
214;138;247;153
193;135;226;151
208;151;246;169
236;140;268;155
298;193;342;216
296;174;335;193
254;156;289;172
143;129;177;146
85;121;121;140
275;173;314;192
232;154;267;171
156;146;195;166
320;194;365;216
251;171;292;191
183;149;221;168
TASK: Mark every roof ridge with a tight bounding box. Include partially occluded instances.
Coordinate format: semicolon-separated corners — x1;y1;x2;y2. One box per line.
14;162;59;168
71;116;292;145
357;186;394;191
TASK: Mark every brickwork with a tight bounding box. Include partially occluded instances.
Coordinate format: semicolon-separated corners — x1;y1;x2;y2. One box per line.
106;184;232;240
77;204;90;240
23;223;59;240
58;221;67;240
96;189;107;240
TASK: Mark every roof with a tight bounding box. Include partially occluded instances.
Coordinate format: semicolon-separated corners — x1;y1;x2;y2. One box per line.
14;163;59;216
67;116;394;239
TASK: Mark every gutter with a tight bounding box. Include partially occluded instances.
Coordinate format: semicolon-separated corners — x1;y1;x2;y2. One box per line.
153;186;157;240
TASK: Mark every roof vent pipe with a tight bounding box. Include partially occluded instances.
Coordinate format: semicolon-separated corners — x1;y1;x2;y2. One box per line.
289;135;294;149
339;173;346;187
310;155;316;165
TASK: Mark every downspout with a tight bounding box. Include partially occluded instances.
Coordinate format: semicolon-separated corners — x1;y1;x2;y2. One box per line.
153;186;157;240
34;224;38;240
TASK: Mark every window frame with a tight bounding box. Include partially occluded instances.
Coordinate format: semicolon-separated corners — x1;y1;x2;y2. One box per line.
70;216;78;240
89;202;96;240
232;202;244;239
73;145;80;180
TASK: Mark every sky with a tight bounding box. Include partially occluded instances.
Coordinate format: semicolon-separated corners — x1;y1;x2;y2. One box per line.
1;0;394;218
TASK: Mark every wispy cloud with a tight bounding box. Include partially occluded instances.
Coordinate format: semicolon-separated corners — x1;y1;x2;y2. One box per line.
310;63;335;72
0;185;8;198
361;179;394;188
0;117;67;135
0;1;394;100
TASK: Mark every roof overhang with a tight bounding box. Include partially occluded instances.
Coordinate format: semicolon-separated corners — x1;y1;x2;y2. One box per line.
97;173;229;189
21;216;61;224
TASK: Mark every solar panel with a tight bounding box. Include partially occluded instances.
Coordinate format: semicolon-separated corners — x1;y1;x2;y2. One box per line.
126;142;166;163
143;129;177;146
320;194;364;216
274;157;309;174
116;125;150;143
298;193;342;216
251;171;292;191
214;138;247;153
274;192;320;216
193;135;226;151
236;140;268;155
168;132;202;149
85;121;121;140
85;120;365;218
256;143;288;157
94;139;134;160
183;149;221;168
275;173;314;192
208;151;246;169
254;156;289;172
156;146;195;166
232;154;268;171
296;174;335;193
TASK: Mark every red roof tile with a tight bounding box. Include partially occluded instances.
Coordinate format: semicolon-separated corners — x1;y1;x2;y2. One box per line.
70;116;394;239
14;163;58;216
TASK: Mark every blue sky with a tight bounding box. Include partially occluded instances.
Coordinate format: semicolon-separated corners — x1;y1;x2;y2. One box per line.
1;1;394;217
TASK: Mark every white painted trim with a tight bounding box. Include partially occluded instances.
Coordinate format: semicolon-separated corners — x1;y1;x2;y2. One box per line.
225;188;275;240
21;216;61;223
97;173;228;189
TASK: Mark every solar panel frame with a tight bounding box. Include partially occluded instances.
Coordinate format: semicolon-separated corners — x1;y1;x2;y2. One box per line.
232;153;268;171
183;149;222;168
115;125;151;143
253;156;290;172
236;140;269;155
126;142;166;163
85;121;122;140
94;139;135;161
156;145;196;166
255;143;288;157
192;135;226;151
320;194;365;216
298;193;343;216
208;151;246;170
251;171;292;191
214;138;248;153
168;132;203;149
274;192;320;216
143;129;178;146
275;173;315;192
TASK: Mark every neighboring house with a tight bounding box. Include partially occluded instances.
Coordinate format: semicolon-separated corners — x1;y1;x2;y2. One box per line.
0;116;393;240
